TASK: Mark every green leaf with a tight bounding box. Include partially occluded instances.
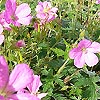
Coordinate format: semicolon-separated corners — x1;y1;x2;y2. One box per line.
51;48;65;57
53;93;67;100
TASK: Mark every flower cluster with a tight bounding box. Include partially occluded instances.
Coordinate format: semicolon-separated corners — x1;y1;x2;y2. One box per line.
0;0;58;45
0;56;47;100
69;39;100;68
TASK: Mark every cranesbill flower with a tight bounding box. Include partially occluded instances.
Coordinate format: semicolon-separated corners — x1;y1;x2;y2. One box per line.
4;0;32;26
15;40;26;48
96;0;100;4
69;39;100;68
35;1;58;23
0;56;33;99
18;75;47;100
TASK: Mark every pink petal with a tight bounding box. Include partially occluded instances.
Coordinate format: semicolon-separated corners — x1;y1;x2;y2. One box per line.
7;64;33;92
4;0;16;23
0;56;9;90
50;7;58;13
17;15;32;25
5;0;16;12
47;13;57;22
0;35;4;45
4;11;13;24
43;1;51;9
87;42;100;53
0;95;5;100
0;24;3;34
28;75;42;93
96;0;100;4
38;93;47;99
36;13;47;19
74;52;85;68
15;3;31;18
78;39;92;48
2;20;11;30
85;52;99;67
35;4;44;12
69;47;81;59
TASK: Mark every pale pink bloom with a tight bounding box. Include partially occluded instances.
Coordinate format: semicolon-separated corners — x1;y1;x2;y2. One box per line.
15;40;26;48
35;1;58;23
0;56;34;99
4;0;32;26
96;0;100;4
18;75;47;100
69;39;100;68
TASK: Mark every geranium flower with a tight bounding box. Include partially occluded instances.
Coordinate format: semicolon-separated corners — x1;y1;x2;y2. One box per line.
4;0;32;26
15;40;26;48
18;75;47;100
35;1;58;23
0;56;34;99
69;39;100;68
96;0;100;4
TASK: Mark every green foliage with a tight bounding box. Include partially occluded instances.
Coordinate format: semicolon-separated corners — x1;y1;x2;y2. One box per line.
0;0;100;100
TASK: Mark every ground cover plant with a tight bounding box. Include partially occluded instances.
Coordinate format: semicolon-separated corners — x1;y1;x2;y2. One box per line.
0;0;100;100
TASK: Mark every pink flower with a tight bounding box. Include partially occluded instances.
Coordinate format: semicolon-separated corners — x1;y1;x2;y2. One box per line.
4;0;32;26
0;56;34;99
96;0;100;4
35;1;58;23
18;75;47;100
69;39;100;68
15;40;26;48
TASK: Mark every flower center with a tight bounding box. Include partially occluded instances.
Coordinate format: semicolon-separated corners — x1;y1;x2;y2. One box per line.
43;8;50;13
0;90;6;97
82;47;87;53
11;14;17;21
0;89;13;98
